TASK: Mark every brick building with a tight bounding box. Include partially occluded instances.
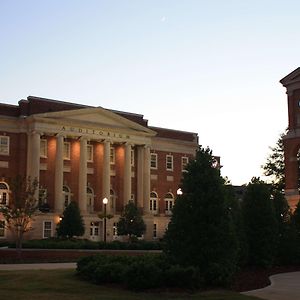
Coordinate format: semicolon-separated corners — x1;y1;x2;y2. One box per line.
281;67;300;209
0;96;200;241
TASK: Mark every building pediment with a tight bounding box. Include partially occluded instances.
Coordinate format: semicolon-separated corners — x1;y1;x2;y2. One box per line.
29;107;156;137
280;67;300;87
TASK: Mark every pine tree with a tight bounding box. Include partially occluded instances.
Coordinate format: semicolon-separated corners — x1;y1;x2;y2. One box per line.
242;178;278;267
57;201;85;238
164;146;238;286
117;201;146;241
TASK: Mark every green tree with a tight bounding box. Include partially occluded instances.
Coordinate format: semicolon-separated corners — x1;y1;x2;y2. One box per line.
56;201;85;238
164;146;238;286
0;176;38;253
117;201;146;241
242;178;278;267
224;184;248;267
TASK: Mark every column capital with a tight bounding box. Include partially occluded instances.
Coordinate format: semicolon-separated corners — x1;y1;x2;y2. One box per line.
55;133;65;138
30;130;42;136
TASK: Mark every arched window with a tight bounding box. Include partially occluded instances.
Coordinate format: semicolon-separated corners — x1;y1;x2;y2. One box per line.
62;185;71;208
87;187;94;213
164;192;174;215
0;182;9;206
150;191;158;214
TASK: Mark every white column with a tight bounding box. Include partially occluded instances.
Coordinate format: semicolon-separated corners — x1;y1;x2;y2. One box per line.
54;134;64;212
102;140;111;213
30;131;41;183
137;146;144;209
123;143;132;205
143;145;151;214
78;137;87;213
26;133;32;178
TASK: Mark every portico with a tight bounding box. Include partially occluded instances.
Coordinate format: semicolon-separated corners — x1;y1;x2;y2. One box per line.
25;107;155;219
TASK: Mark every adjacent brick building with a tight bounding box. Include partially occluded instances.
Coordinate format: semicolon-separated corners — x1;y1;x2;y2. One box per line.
281;67;300;209
0;96;201;241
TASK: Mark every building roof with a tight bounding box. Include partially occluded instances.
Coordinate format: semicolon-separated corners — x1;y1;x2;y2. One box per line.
0;96;198;142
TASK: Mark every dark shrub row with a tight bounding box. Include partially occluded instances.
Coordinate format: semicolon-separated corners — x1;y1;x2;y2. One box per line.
76;254;203;290
19;238;163;250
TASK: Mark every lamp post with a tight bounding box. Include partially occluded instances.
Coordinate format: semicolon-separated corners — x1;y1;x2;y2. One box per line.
102;197;108;243
176;188;183;196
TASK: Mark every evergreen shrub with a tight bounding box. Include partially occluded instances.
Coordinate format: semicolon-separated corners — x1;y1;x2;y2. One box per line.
76;254;204;290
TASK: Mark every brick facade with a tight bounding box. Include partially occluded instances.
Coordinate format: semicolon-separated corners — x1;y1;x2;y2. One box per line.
280;67;300;209
0;96;201;241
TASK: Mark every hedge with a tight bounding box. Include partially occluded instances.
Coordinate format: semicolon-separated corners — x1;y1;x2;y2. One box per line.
76;254;204;290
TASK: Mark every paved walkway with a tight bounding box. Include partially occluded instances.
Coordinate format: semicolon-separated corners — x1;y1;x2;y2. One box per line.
242;271;300;300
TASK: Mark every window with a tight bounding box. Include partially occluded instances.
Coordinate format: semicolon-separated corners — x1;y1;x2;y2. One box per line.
87;186;94;213
87;144;93;162
40;139;47;158
43;221;52;238
110;147;115;164
38;189;47;206
63;185;71;208
63;142;71;160
90;221;100;236
153;223;157;238
0;182;9;206
0;136;9;155
150;191;158;214
131;149;135;166
110;189;115;210
166;155;173;171
0;221;5;237
182;156;189;171
165;192;174;215
150;153;157;169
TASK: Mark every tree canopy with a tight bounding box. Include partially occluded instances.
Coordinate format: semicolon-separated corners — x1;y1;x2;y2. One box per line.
242;177;278;267
262;131;286;190
0;176;39;251
56;201;85;238
117;201;146;241
164;146;238;285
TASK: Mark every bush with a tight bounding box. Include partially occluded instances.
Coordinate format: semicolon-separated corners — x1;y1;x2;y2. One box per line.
124;257;163;290
18;238;162;250
77;254;135;282
165;265;203;289
77;254;204;291
21;238;99;249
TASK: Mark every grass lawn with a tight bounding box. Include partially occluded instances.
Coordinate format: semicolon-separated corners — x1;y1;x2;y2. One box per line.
0;269;261;300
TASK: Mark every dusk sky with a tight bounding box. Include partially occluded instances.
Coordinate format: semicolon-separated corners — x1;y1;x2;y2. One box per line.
1;0;299;185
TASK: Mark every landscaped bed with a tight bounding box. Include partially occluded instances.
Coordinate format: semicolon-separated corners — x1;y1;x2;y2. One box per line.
1;248;300;292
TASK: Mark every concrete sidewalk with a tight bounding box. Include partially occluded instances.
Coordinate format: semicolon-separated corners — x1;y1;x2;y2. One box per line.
0;262;76;270
242;271;300;300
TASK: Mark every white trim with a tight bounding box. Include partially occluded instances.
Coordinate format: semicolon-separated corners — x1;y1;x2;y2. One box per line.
43;220;53;238
131;149;135;167
110;147;115;165
150;153;158;169
0;136;9;156
40;139;47;158
181;156;189;171
87;144;93;162
63;142;71;160
166;154;173;171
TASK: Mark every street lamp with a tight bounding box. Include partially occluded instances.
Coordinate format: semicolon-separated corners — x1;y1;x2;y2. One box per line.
176;188;183;195
102;197;108;243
